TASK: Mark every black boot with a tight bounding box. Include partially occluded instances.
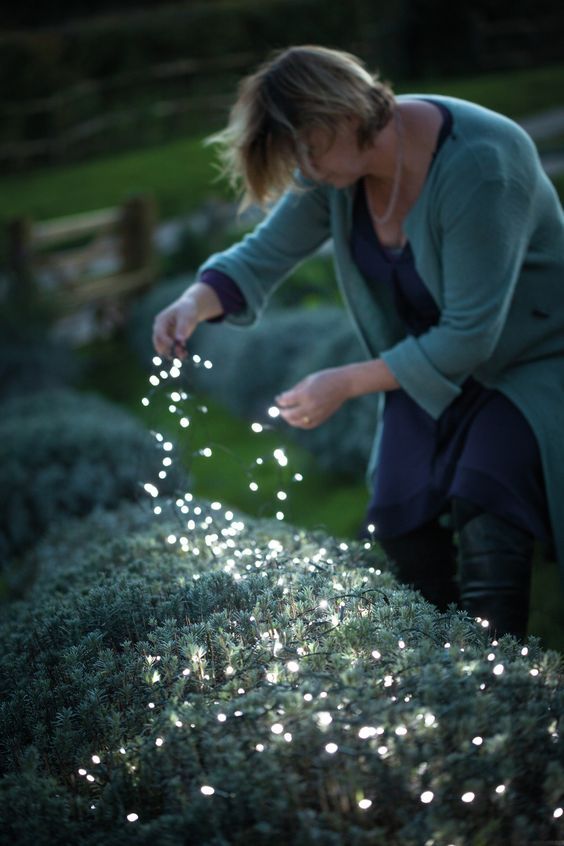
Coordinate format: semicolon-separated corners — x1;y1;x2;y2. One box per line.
378;517;460;612
452;497;534;641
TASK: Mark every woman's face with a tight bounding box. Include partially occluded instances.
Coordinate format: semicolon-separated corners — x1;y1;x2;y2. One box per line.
297;117;370;187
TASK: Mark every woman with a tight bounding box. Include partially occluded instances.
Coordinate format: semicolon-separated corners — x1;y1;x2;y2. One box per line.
153;45;564;640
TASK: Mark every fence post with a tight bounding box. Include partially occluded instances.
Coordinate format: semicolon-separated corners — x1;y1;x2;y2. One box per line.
7;216;34;310
119;194;156;273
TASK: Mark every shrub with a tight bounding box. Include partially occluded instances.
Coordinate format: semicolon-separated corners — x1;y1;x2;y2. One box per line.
0;388;186;575
128;277;381;477
0;314;81;402
0;498;562;845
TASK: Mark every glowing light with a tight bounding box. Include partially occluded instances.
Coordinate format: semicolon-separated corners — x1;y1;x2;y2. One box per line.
155;738;164;746
481;619;490;628
127;813;139;822
152;356;162;366
78;768;87;776
201;786;215;796
325;743;338;754
204;360;213;369
256;744;264;752
217;714;227;722
316;711;332;727
192;355;201;364
530;668;539;676
276;512;284;521
377;746;388;755
287;661;300;673
472;736;483;746
141;398;150;406
303;693;313;702
163;442;173;452
372;650;381;660
180;418;190;427
554;808;563;818
276;491;287;501
293;473;303;481
284;733;292;742
424;713;436;727
493;664;504;675
273;448;288;467
271;723;284;735
201;448;212;458
149;375;160;386
144;483;159;498
268;406;280;418
91;755;100;764
167;535;177;544
421;791;434;803
251;423;263;433
359;726;377;739
358;799;372;810
249;482;258;492
395;725;407;736
461;792;475;803
496;784;506;794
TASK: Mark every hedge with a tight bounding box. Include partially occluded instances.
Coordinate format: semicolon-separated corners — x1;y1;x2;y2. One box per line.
0;497;562;845
0;388;186;576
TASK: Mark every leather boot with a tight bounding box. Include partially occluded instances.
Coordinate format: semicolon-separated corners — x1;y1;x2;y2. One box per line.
452;497;534;641
378;517;460;612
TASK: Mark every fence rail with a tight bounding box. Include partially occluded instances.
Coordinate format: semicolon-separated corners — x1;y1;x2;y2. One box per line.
6;194;157;322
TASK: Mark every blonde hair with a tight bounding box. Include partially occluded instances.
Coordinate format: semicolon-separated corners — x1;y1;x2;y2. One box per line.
206;45;395;209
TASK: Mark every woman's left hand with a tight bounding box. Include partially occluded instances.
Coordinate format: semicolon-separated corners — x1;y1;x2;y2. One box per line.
275;367;351;429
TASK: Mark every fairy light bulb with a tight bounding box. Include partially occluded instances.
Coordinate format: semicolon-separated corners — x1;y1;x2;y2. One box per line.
127;813;139;822
201;786;215;796
421;791;434;803
268;406;280;418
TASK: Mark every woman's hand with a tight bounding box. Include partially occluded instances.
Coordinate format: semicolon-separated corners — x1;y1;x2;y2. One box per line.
152;282;224;359
276;367;352;429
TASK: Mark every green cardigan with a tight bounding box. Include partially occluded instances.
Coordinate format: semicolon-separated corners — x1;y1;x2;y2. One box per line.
198;94;564;586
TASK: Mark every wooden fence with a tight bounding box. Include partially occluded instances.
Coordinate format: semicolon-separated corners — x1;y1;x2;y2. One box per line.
6;194;157;320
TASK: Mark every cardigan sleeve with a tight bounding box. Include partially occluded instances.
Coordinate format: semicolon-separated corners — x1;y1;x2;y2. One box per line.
196;177;330;325
381;174;533;418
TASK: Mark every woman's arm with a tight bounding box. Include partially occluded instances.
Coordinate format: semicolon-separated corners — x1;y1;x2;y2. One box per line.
197;176;331;325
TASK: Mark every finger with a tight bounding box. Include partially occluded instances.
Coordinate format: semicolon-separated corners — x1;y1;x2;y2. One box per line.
278;407;313;428
276;388;301;408
174;311;196;346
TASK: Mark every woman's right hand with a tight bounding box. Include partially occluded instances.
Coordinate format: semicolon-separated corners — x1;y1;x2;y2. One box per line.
152;295;200;360
152;283;224;359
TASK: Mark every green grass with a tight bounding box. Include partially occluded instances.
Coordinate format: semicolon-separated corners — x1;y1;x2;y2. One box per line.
0;134;224;227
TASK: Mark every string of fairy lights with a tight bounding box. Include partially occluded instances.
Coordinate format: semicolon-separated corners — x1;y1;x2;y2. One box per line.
73;350;563;836
140;352;310;538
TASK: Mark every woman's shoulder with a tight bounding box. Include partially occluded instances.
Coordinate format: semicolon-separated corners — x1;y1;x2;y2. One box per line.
400;93;538;185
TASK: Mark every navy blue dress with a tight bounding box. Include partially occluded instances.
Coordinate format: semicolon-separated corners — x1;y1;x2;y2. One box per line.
352;100;551;542
202;100;551;544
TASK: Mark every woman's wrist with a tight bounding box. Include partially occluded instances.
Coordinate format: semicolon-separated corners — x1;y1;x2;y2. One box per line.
179;281;224;322
342;358;400;399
